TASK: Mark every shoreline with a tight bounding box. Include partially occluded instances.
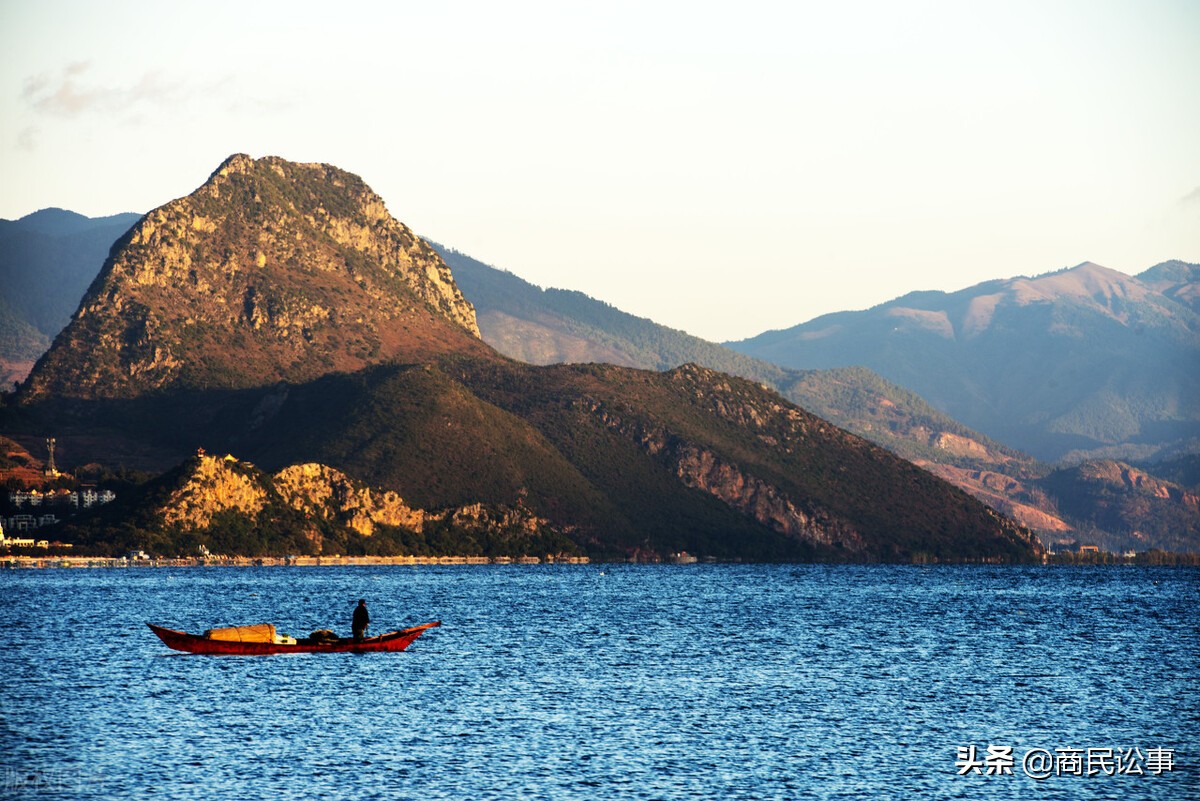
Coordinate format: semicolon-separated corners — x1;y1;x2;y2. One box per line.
1;554;591;569
3;553;1197;569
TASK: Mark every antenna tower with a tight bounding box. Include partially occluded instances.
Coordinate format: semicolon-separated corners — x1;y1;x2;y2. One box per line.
45;437;58;477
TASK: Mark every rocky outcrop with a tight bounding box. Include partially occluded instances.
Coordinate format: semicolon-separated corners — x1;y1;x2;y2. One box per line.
207;155;478;336
273;462;425;536
140;452;559;555
160;454;269;530
931;431;993;460
1073;461;1197;502
427;501;549;535
672;444;866;551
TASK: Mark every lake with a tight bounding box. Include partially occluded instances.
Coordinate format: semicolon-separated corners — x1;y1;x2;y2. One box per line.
1;564;1195;800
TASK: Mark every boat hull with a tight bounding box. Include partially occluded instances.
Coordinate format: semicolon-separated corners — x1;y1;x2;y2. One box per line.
148;621;440;655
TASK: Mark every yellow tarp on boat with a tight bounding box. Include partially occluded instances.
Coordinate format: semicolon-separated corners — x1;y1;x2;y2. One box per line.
203;624;276;642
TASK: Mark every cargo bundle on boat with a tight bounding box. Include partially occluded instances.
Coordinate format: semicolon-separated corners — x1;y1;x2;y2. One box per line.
202;624;278;642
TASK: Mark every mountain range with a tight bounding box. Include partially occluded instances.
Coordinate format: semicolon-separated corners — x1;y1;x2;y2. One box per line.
436;246;1199;551
1;154;1039;562
4;168;1198;554
729;261;1200;465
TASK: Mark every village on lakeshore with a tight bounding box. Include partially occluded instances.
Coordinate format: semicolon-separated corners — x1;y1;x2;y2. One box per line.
0;437;114;551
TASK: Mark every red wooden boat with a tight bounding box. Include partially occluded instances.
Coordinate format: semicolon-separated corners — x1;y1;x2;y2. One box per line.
147;621;440;655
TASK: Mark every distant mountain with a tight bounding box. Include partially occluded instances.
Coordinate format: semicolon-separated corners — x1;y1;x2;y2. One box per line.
1139;260;1200;314
729;262;1200;463
4;155;1039;563
440;244;784;375
1038;460;1200;553
0;298;47;388
0;208;141;386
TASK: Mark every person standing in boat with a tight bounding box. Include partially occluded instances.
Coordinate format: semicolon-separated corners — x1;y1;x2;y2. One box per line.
352;599;370;641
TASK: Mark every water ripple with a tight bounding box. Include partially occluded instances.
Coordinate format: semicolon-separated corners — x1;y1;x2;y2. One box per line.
0;564;1194;800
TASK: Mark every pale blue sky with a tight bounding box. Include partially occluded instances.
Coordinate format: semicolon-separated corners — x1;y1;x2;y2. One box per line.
2;0;1197;341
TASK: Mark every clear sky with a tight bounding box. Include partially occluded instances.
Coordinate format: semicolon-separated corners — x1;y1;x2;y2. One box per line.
2;0;1197;342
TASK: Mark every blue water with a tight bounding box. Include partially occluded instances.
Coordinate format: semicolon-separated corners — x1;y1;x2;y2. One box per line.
0;565;1195;800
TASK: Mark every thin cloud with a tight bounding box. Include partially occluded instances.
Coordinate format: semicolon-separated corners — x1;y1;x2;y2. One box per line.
1181;186;1200;207
20;63;295;123
22;62;191;118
